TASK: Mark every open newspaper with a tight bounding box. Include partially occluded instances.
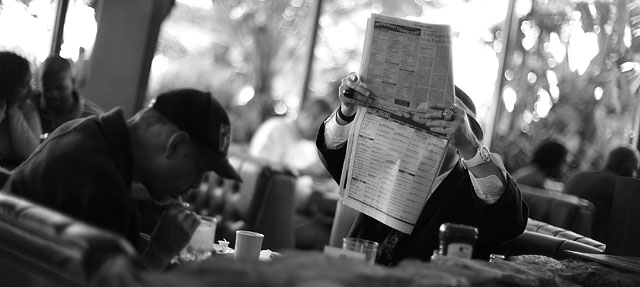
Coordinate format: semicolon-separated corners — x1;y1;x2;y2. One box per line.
339;14;455;234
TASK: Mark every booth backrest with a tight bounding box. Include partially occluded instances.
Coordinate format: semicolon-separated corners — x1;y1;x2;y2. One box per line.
606;176;640;257
502;218;604;259
526;218;605;252
0;193;136;286
519;184;596;237
505;230;604;260
195;153;297;251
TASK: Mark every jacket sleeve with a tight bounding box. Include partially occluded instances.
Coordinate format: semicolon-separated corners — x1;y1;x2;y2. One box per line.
315;122;348;184
472;174;529;257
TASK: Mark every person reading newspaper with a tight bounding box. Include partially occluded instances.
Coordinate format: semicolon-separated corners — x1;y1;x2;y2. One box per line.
316;73;528;266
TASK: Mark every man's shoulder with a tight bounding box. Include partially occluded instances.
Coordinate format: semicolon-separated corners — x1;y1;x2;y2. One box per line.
38;109;125;157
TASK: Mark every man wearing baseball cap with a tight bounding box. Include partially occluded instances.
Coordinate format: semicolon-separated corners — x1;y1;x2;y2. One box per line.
317;73;528;266
4;88;241;271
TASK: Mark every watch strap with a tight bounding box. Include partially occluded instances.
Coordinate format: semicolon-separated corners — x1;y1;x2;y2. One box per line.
462;146;490;169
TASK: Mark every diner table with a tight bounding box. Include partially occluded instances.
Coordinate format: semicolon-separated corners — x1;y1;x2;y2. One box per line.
91;250;640;287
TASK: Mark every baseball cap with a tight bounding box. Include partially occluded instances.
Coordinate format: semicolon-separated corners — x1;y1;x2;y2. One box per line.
454;86;483;141
151;89;242;182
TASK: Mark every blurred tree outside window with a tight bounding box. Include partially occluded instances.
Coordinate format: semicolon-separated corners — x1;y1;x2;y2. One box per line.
57;0;97;94
0;0;96;93
0;0;58;81
148;0;316;144
148;0;510;147
491;0;640;176
310;0;510;141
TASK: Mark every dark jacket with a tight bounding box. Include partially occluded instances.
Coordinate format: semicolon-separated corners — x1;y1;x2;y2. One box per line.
316;122;528;265
4;108;139;247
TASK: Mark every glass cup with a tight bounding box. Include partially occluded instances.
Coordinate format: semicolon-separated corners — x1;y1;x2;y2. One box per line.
234;230;264;261
342;237;378;265
180;215;217;261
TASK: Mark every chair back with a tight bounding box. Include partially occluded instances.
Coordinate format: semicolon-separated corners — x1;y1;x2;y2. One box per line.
198;153;297;251
606;176;640;257
563;171;616;242
519;184;596;237
0;193;136;286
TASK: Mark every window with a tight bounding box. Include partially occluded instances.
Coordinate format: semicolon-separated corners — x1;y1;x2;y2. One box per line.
0;0;59;74
148;0;317;143
309;0;510;141
491;0;640;173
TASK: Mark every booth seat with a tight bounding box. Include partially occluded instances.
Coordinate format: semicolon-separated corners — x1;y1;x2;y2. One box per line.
0;192;136;287
505;230;604;260
499;217;604;260
519;184;596;237
525;218;605;252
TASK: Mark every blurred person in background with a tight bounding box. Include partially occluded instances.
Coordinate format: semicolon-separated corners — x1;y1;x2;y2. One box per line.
250;97;333;178
0;51;42;168
602;144;640;178
564;144;640;241
512;139;568;191
3;89;242;271
249;96;336;250
34;55;104;135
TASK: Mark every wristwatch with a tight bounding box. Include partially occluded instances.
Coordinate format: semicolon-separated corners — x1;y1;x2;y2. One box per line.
462;146;491;168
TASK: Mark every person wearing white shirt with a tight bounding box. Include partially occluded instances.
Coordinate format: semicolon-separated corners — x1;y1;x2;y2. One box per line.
0;51;42;167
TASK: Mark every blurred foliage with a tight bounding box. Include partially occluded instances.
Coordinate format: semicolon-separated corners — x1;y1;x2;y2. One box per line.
150;0;316;143
491;0;640;177
150;0;429;145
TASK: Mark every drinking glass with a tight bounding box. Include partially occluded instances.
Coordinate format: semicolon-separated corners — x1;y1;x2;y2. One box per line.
342;237;378;265
180;215;216;261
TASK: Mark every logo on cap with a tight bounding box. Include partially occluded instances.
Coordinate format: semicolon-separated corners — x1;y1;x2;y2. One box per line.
219;124;230;154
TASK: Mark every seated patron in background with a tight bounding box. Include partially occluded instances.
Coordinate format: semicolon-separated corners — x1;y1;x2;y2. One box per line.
34;55;104;135
250;97;333;178
512;140;568;191
564;144;640;242
3;89;242;271
0;51;42;167
317;73;528;265
250;97;336;250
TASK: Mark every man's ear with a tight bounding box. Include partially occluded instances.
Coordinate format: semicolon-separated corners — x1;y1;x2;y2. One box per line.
165;131;189;158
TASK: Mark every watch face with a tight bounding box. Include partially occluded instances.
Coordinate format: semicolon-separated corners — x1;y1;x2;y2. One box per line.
480;146;490;161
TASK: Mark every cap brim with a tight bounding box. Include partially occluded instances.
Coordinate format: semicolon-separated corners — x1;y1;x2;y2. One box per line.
453;92;484;141
207;153;242;182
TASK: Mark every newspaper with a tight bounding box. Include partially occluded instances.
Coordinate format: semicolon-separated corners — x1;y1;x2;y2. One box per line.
339;14;455;234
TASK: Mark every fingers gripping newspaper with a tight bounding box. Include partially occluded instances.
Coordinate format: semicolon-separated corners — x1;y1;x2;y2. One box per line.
339;14;455;234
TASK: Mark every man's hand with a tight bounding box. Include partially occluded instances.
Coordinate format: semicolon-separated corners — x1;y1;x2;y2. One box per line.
142;203;200;270
415;103;479;158
338;72;375;117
